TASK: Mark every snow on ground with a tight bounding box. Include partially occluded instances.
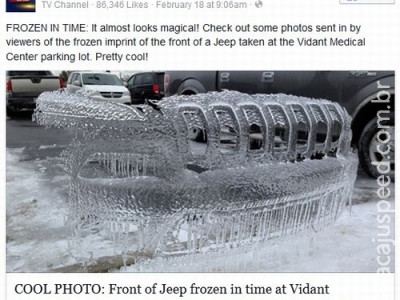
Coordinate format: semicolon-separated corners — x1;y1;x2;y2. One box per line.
6;148;119;272
121;198;394;272
6;148;71;271
6;148;395;272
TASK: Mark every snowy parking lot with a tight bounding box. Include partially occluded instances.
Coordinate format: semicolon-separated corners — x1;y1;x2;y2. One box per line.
6;146;395;273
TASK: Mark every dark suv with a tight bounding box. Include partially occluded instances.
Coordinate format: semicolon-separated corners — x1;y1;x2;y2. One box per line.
127;72;165;105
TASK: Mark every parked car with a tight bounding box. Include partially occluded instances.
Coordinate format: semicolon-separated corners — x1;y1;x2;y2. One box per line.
6;70;65;116
66;71;131;104
127;72;165;105
164;71;395;179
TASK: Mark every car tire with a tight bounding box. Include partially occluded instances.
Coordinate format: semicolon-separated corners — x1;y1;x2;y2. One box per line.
358;113;394;180
6;107;15;118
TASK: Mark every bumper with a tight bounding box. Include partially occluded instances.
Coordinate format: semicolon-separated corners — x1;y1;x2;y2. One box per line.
7;97;37;110
131;97;163;105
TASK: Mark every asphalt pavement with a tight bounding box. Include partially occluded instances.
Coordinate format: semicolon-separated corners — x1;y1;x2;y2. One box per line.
6;112;74;160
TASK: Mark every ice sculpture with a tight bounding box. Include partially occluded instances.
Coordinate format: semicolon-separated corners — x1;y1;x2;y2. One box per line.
34;90;358;256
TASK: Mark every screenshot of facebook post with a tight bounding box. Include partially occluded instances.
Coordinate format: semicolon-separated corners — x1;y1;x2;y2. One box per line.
1;1;398;300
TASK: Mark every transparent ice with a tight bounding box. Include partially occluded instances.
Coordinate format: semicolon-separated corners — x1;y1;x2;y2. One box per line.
33;90;358;261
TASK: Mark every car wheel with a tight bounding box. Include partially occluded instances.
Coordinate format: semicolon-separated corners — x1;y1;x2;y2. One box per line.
6;107;15;117
358;113;394;180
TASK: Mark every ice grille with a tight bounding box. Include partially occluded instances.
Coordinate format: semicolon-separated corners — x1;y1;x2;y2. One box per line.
34;90;358;258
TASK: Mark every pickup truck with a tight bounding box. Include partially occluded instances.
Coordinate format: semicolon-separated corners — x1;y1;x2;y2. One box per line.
163;71;395;179
6;70;64;116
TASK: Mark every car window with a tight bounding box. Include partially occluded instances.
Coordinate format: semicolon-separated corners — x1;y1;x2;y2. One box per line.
142;73;153;85
127;75;135;88
157;73;165;89
70;73;80;85
7;71;51;76
81;73;123;86
67;73;73;84
134;74;143;85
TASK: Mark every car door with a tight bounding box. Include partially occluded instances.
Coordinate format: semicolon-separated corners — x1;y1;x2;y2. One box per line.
132;74;144;100
136;73;153;100
132;73;156;102
127;75;136;99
